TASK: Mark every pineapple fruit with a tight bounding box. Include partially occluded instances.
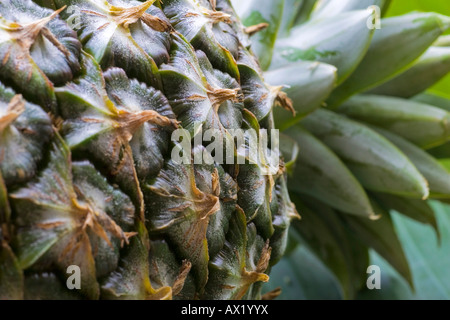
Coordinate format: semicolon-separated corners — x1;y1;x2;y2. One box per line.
0;0;298;300
1;0;450;300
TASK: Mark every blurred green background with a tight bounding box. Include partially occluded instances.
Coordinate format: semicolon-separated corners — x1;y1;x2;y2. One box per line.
263;1;450;300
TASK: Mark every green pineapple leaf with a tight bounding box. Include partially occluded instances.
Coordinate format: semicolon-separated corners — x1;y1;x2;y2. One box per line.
373;127;450;199
338;95;450;149
293;0;318;26
328;13;450;107
271;9;375;84
413;91;450;112
277;0;305;38
291;194;370;300
373;193;439;238
310;0;390;20
301;109;429;199
286;126;374;217
340;202;413;288
367;46;450;98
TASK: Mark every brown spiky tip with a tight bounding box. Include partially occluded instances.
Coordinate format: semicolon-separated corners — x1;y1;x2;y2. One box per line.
207;10;232;24
189;6;232;24
191;168;221;219
109;0;171;31
271;85;296;116
0;95;25;134
290;204;301;221
49;113;64;132
207;87;240;108
8;6;69;56
172;260;193;296
117;109;180;141
233;240;272;299
72;198;131;248
242;240;272;284
244;23;269;36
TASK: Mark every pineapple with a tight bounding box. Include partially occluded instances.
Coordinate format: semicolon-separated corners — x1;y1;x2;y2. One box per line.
0;0;449;301
0;0;298;300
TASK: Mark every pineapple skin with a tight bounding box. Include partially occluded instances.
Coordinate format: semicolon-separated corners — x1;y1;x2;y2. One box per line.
0;0;297;300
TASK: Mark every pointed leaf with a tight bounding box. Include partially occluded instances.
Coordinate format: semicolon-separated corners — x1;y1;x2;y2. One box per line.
293;0;317;26
340;203;413;288
291;194;370;299
373;127;450;198
373;193;439;237
271;9;375;84
311;0;390;19
301;109;429;198
338;94;450;149
367;46;450;98
277;0;305;38
413;91;450;112
328;13;450;107
285;126;374;217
